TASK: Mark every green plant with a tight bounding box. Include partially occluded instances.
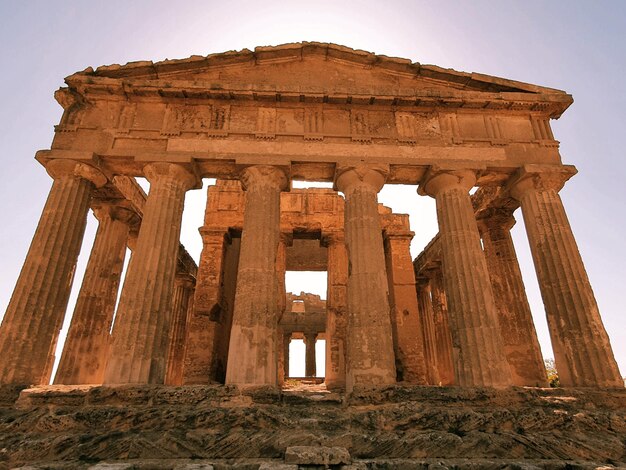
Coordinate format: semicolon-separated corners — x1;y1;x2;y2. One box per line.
544;358;560;388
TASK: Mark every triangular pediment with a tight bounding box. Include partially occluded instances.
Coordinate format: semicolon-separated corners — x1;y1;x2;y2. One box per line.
67;42;567;97
153;56;464;95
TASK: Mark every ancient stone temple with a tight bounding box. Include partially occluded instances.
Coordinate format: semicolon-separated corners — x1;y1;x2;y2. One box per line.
0;43;624;469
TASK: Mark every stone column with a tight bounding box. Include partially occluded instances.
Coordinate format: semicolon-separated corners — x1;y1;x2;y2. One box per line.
165;273;195;385
54;202;134;385
283;334;291;380
509;166;622;388
0;159;106;385
384;232;428;383
477;210;548;387
225;165;288;387
304;332;317;377
104;163;198;384
276;234;289;320
335;164;396;391
430;269;456;385
276;234;289;386
183;229;229;384
419;168;512;387
323;231;348;390
416;278;440;385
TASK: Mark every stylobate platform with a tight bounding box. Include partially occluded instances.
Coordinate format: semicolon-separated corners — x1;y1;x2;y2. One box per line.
0;384;624;469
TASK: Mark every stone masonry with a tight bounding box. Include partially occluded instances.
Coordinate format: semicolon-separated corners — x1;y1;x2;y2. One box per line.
0;42;624;468
0;41;622;451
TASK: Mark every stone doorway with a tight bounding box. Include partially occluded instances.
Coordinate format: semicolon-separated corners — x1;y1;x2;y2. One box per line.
281;266;327;386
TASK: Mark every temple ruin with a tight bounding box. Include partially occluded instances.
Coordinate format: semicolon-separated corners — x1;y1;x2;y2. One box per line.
0;43;624;468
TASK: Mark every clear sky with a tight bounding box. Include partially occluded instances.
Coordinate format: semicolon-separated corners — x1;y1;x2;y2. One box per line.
0;0;624;380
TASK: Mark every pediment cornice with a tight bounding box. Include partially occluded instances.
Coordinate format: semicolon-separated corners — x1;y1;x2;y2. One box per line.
59;43;573;118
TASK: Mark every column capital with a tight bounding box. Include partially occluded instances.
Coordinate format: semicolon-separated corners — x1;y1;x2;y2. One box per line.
420;266;441;282
91;200;139;226
476;208;517;233
199;227;231;242
418;166;481;198
334;163;389;194
321;230;345;246
384;230;415;243
415;275;431;289
174;272;196;289
46;159;107;188
304;331;318;341
279;231;294;247
143;162;201;191
239;165;289;192
506;164;577;201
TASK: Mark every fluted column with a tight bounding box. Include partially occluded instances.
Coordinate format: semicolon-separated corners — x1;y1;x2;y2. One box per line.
165;274;195;385
54;202;134;385
335;164;396;391
430;269;455;385
0;159;106;385
225;165;288;386
183;229;229;384
509;166;622;388
104;163;198;384
304;332;317;377
419;168;512;387
323;231;348;390
416;278;440;385
276;234;289;386
384;232;428;383
477;210;547;387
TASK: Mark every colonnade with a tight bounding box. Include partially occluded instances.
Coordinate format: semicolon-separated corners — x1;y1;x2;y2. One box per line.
0;160;622;390
281;332;319;379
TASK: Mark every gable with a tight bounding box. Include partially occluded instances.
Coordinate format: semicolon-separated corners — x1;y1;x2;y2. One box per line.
153;56;461;96
68;43;567;97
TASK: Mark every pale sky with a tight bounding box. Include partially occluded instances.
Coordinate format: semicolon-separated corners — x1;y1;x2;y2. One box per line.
0;0;624;379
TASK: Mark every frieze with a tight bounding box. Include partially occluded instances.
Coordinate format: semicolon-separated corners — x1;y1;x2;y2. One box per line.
395;112;441;144
350;109;371;143
304;108;324;141
438;113;463;144
56;99;558;150
161;104;230;137
256;107;276;139
530;115;559;147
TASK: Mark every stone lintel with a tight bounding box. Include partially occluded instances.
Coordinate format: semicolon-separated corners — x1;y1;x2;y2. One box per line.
38;149;536;185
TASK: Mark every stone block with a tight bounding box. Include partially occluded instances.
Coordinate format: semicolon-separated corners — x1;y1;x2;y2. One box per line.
258;464;298;470
284;446;351;465
174;464;215;470
88;464;135;469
